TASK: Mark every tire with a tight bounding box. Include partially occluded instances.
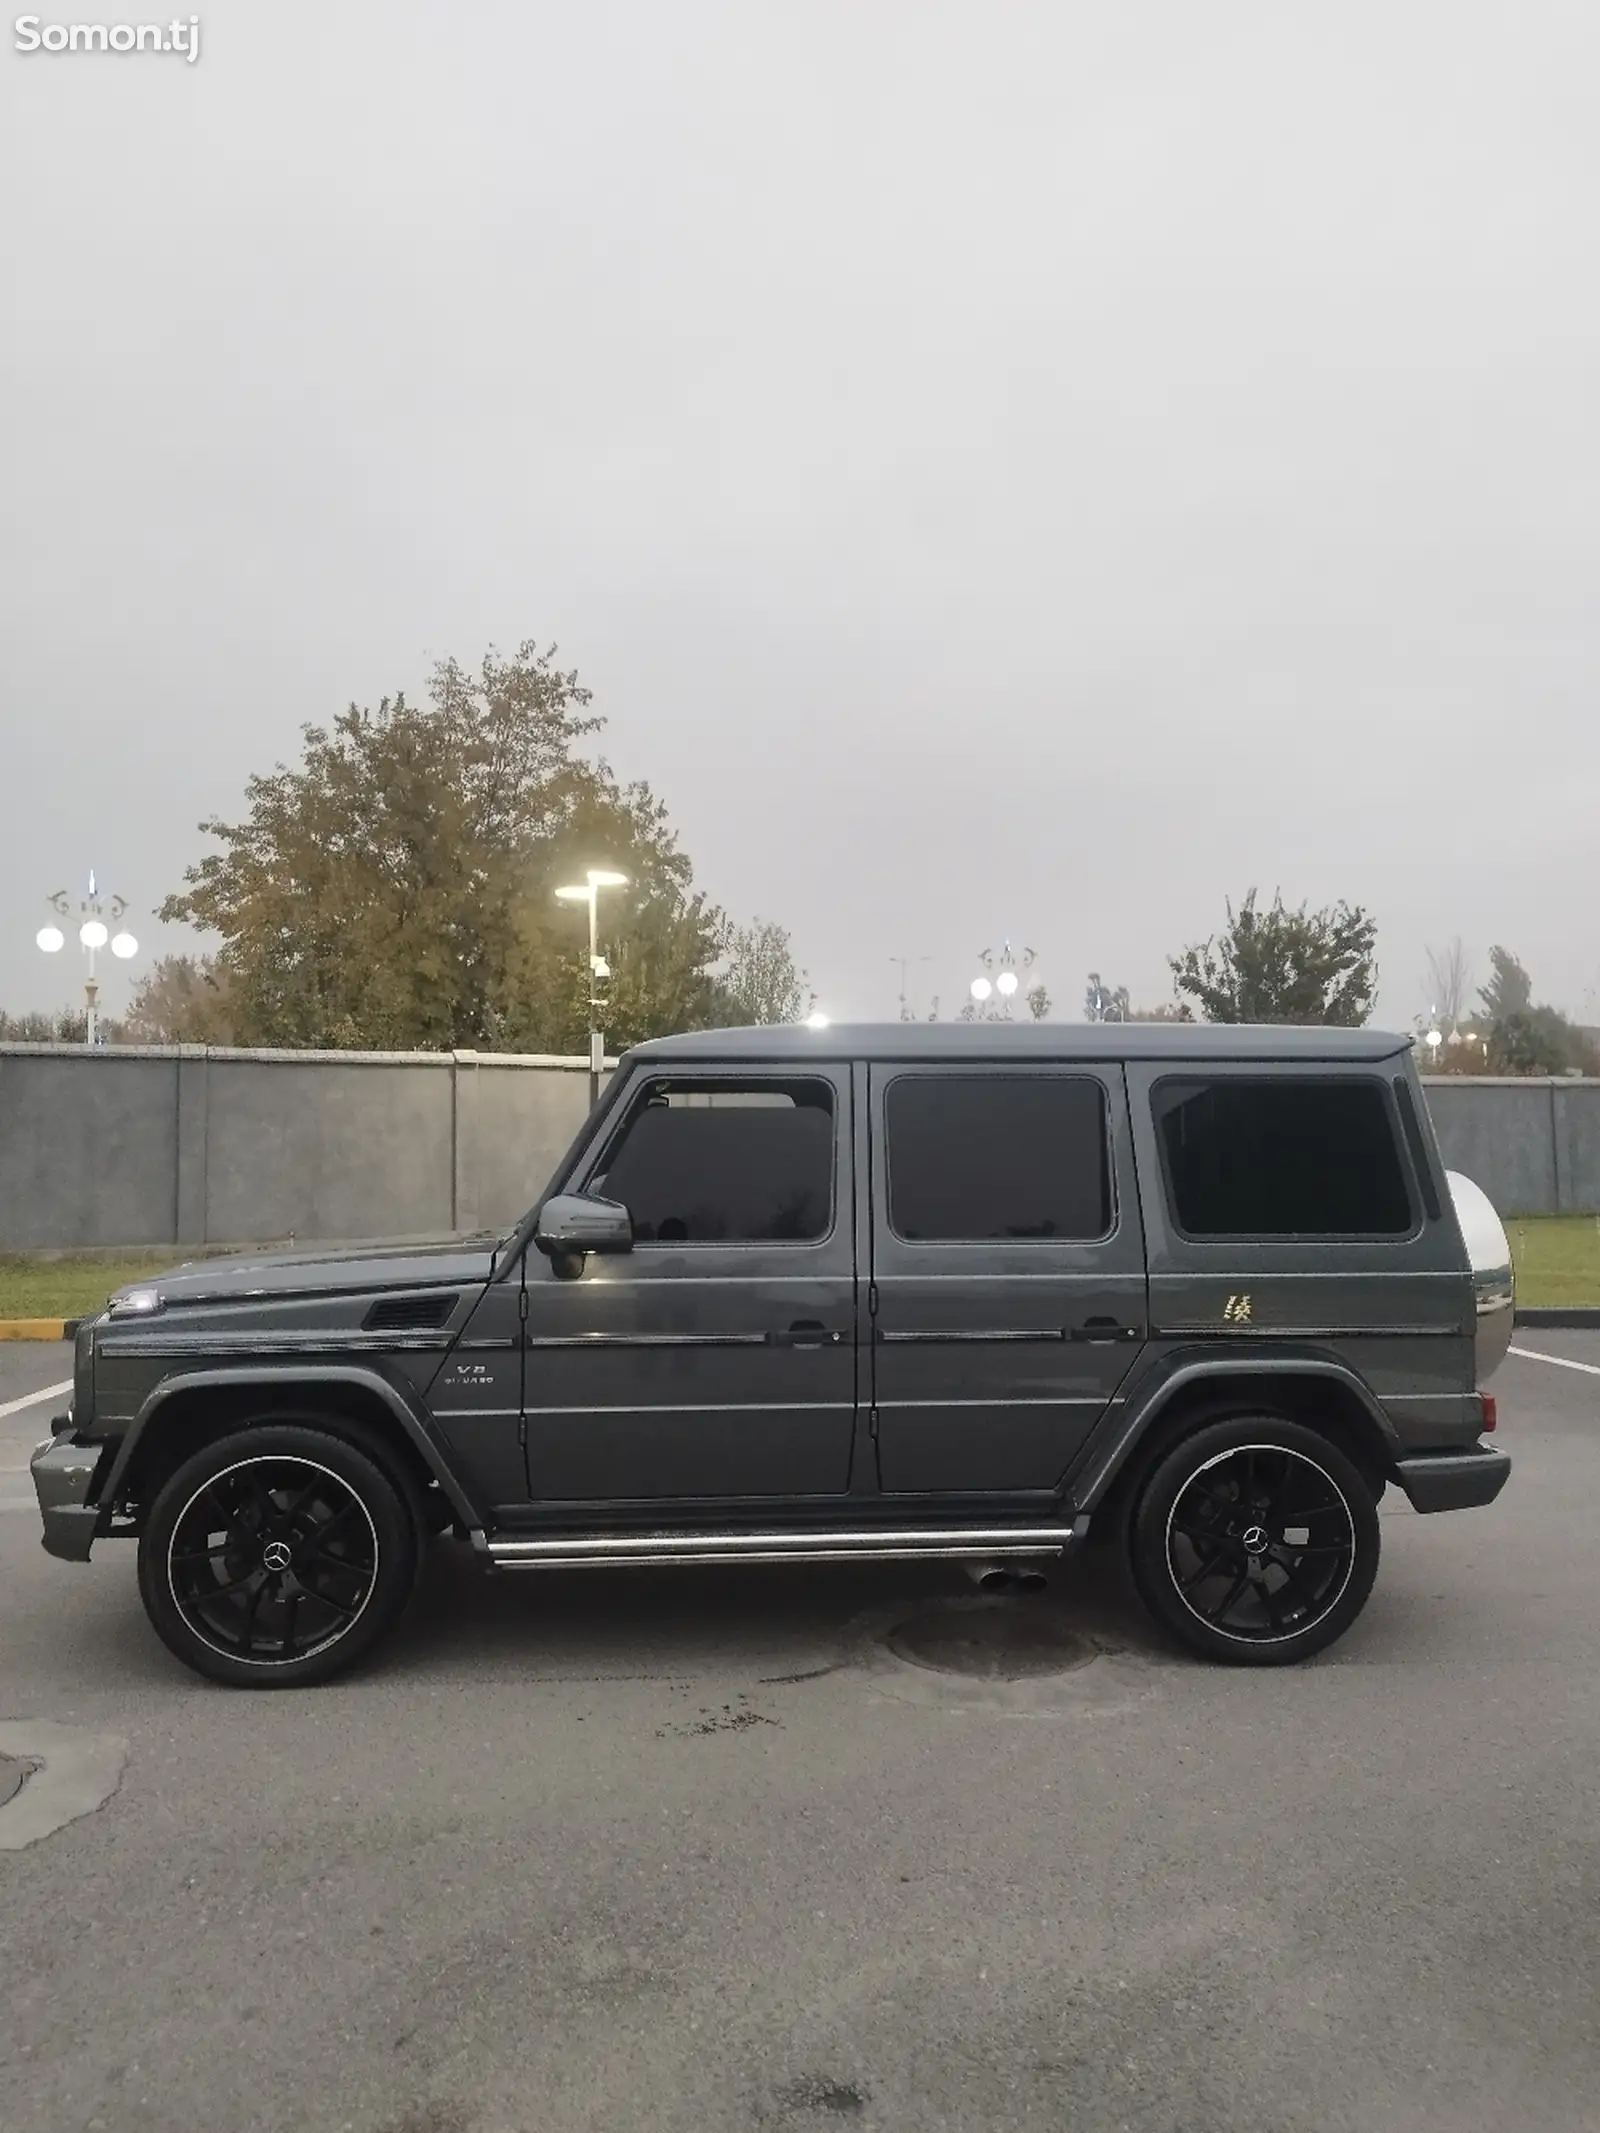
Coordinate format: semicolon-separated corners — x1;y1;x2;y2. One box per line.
1128;1415;1380;1666
137;1422;422;1688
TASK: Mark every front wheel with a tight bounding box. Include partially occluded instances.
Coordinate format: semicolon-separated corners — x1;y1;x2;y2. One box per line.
1129;1417;1380;1665
137;1423;421;1687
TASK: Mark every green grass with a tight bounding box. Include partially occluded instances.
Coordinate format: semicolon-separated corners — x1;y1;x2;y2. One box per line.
1508;1216;1600;1310
0;1251;212;1322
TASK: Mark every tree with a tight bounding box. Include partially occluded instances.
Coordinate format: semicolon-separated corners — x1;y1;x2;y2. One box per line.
709;919;813;1026
0;1009;61;1041
160;641;736;1053
1488;1008;1591;1076
1478;946;1532;1025
1125;1001;1194;1023
1465;947;1595;1075
123;955;236;1045
958;983;1050;1023
1424;939;1473;1028
1084;974;1130;1023
0;1006;123;1043
1169;890;1377;1026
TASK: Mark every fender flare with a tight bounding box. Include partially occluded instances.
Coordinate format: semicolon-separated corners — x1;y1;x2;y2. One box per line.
1069;1352;1403;1511
97;1363;486;1532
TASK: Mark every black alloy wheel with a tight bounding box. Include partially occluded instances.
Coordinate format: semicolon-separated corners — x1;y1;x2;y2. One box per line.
138;1423;420;1687
1129;1417;1380;1665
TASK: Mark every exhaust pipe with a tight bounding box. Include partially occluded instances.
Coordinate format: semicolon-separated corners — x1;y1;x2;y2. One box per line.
965;1564;1050;1594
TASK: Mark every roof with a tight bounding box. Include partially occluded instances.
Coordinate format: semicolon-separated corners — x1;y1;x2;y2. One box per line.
626;1022;1413;1065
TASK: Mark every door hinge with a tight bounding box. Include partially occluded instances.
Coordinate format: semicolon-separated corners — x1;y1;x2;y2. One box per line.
868;1281;879;1318
518;1285;529;1323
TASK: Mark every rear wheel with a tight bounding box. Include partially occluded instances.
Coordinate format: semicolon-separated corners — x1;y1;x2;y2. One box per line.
1129;1416;1380;1665
137;1423;421;1687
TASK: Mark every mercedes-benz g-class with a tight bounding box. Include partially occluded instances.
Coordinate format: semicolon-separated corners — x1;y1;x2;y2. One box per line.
31;1023;1513;1686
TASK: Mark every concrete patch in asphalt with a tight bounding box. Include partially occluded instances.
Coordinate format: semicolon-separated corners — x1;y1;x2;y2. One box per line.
888;1599;1098;1679
0;1720;128;1850
0;1752;35;1809
848;1593;1166;1717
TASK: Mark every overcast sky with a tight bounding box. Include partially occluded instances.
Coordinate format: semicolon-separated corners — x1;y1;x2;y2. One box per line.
3;0;1596;1034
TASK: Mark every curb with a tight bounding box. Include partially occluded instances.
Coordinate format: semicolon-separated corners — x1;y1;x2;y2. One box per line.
1515;1308;1600;1329
0;1320;75;1343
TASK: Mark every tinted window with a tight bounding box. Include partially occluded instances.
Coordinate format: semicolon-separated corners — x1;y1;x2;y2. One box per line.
1154;1077;1412;1237
886;1076;1111;1242
592;1079;833;1243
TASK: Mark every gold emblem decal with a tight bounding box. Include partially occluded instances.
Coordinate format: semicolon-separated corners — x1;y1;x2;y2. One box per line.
1223;1294;1253;1323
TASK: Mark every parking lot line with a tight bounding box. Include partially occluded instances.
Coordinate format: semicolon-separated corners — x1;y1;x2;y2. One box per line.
1508;1345;1600;1378
0;1380;71;1422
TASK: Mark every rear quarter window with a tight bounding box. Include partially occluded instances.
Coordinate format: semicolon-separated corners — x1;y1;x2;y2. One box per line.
1153;1076;1414;1239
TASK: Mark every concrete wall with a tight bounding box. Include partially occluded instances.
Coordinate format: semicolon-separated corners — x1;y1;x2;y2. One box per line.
0;1050;182;1250
1421;1077;1600;1218
0;1043;602;1251
1;1044;1596;1250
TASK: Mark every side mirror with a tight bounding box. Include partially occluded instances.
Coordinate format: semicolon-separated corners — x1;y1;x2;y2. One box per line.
535;1193;634;1259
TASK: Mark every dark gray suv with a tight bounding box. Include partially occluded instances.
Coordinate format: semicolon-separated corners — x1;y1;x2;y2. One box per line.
30;1023;1513;1687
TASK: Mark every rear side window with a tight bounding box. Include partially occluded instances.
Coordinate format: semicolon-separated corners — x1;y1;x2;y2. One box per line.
885;1075;1111;1242
593;1079;834;1243
1153;1077;1413;1238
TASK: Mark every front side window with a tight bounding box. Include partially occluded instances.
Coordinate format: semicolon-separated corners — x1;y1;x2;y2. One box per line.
885;1075;1111;1242
590;1078;834;1244
1153;1077;1413;1238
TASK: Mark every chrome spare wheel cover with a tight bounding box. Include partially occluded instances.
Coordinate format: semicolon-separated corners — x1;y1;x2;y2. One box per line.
1446;1170;1515;1381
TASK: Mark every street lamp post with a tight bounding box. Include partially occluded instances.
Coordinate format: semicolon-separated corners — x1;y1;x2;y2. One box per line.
891;954;934;1022
556;868;628;1109
970;942;1037;1020
1415;1004;1481;1074
36;871;139;1046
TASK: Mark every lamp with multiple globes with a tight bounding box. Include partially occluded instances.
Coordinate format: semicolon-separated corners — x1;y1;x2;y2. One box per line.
969;942;1037;1018
1414;1005;1487;1072
35;872;140;1046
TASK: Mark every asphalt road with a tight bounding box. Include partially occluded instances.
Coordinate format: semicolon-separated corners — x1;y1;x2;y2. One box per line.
2;1339;1597;2133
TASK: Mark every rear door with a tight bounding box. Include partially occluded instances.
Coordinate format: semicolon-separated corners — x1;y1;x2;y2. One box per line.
867;1062;1147;1495
1126;1061;1468;1412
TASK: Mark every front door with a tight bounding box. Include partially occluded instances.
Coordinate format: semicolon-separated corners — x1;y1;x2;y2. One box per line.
519;1064;860;1505
868;1062;1148;1495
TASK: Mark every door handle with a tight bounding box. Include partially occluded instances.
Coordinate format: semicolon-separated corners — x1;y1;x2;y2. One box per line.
1068;1317;1143;1344
767;1320;843;1348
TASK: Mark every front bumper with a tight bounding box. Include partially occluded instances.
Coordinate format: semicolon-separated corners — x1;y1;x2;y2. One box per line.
30;1425;105;1561
1394;1443;1512;1514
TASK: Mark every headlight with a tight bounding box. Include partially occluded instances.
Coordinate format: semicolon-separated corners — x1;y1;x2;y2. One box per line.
107;1287;165;1321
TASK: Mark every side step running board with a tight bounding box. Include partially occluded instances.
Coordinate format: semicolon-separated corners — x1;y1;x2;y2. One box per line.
485;1519;1088;1572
